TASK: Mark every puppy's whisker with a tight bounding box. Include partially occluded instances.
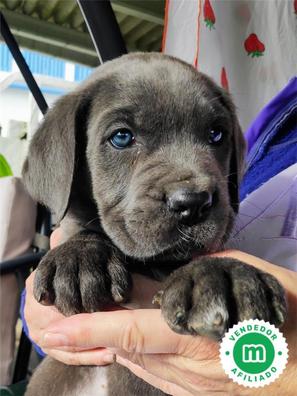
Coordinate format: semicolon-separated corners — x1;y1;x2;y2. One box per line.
178;226;192;244
84;217;100;227
178;225;192;238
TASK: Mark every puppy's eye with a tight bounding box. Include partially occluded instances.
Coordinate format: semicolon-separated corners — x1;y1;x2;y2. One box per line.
109;129;135;149
208;129;224;145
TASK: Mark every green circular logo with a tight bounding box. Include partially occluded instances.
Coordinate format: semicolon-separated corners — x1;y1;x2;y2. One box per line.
220;320;288;388
233;333;274;374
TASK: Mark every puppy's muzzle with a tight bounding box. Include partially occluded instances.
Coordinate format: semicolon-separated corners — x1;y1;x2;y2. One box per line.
167;188;213;226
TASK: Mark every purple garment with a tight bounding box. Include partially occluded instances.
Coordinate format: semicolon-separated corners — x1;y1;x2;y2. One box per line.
240;77;297;200
20;289;46;357
245;77;297;153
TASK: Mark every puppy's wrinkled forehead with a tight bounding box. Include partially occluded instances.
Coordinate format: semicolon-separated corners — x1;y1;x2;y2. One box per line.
90;54;231;141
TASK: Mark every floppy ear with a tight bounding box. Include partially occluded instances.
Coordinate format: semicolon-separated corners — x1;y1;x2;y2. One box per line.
22;91;92;221
208;81;246;214
213;84;246;214
201;74;246;214
228;115;246;213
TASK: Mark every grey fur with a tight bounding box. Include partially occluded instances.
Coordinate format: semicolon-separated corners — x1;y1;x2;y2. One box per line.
23;53;286;396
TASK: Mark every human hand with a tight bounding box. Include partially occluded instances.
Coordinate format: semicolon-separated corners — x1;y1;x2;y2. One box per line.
35;249;297;395
24;228;65;352
24;228;161;356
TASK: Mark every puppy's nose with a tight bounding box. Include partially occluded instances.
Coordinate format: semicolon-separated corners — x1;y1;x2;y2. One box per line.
167;189;213;225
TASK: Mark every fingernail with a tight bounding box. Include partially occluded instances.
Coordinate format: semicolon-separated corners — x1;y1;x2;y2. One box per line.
42;332;69;347
102;353;116;364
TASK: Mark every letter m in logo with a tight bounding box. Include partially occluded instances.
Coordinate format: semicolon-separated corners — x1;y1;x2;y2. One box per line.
242;344;266;363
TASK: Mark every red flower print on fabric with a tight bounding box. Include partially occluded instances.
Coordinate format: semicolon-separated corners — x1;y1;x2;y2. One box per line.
294;0;297;14
221;67;229;91
244;34;265;57
204;0;216;30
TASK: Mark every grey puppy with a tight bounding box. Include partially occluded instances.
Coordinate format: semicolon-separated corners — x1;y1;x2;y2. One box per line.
23;53;287;396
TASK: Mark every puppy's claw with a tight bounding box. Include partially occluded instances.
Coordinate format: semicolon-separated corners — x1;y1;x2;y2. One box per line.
174;311;186;326
111;287;126;303
212;312;224;327
274;307;286;327
152;290;164;306
36;291;53;305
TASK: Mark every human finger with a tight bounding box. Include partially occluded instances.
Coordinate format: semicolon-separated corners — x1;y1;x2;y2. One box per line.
42;347;115;366
40;309;211;357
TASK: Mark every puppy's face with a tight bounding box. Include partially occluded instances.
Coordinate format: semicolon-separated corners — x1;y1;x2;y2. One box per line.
86;54;244;259
23;53;245;261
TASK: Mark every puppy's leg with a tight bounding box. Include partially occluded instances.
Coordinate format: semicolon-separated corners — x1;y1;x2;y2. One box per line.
34;230;132;315
156;257;287;340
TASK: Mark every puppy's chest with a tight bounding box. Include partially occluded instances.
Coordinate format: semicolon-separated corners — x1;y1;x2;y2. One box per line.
127;259;189;281
75;367;108;396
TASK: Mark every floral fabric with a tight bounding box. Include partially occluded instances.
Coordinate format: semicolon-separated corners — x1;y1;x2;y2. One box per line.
163;0;297;130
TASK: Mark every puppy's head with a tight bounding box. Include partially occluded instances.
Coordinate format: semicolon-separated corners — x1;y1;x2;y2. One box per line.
23;53;245;260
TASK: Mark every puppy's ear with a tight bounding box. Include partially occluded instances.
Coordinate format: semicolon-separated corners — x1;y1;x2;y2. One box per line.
228;115;246;213
213;85;246;214
22;91;92;221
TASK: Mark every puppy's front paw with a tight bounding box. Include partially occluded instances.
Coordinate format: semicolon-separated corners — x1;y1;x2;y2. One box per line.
34;233;131;315
156;257;287;340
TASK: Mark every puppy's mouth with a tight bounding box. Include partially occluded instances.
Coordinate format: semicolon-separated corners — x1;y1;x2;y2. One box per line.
111;207;234;261
100;183;234;261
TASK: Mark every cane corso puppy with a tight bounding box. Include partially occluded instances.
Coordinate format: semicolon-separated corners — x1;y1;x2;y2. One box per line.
23;53;287;396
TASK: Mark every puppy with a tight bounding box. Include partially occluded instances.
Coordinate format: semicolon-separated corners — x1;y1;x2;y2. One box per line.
23;53;287;396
